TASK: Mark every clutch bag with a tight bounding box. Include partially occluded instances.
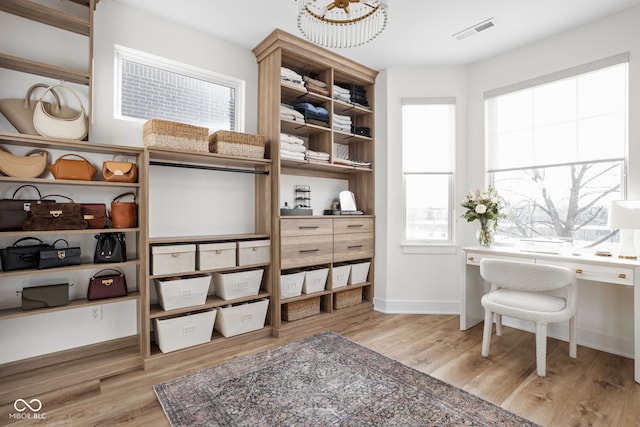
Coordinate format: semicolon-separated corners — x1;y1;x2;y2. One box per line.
20;283;70;311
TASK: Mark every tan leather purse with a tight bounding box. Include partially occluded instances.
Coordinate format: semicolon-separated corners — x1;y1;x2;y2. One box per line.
49;154;97;181
0;146;48;178
110;192;137;228
102;155;137;183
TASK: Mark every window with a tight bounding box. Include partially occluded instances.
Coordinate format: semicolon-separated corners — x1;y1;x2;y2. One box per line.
485;54;628;248
115;46;244;132
402;99;455;243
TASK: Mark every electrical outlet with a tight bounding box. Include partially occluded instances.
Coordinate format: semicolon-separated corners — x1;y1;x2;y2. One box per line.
89;305;102;322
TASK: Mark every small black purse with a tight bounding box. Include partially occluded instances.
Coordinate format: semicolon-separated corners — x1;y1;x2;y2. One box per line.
94;232;127;263
38;238;81;269
0;237;53;271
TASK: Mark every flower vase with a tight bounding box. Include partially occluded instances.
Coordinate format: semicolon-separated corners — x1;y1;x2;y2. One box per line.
476;220;494;247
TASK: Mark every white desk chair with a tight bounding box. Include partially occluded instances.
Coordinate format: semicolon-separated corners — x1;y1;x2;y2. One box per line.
479;258;577;377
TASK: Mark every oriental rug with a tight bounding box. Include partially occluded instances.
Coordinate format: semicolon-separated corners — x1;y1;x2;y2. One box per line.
154;331;538;426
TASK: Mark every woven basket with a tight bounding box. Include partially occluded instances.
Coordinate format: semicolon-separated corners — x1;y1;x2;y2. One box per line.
208;130;265;159
143;119;209;152
282;296;320;321
333;288;362;310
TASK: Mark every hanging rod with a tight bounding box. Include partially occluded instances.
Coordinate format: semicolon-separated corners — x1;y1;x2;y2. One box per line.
149;160;269;175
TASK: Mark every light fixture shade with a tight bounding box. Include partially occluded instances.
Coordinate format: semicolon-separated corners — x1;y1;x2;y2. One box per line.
297;0;389;48
608;200;640;229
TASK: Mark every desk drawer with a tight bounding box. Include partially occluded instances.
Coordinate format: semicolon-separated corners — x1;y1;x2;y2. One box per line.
333;218;374;234
465;252;534;267
281;235;333;269
281;218;333;237
543;260;634;287
334;232;374;262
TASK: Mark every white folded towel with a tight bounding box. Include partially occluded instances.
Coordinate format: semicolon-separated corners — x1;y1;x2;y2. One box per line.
280;133;305;145
281;141;306;153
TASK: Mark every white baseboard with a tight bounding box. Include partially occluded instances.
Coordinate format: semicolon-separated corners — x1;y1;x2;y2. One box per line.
372;298;634;359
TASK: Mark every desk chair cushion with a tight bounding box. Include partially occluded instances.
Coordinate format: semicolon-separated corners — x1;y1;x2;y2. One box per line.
483;288;566;313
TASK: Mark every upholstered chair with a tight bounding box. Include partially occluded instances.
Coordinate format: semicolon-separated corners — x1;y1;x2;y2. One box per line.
479;258;578;377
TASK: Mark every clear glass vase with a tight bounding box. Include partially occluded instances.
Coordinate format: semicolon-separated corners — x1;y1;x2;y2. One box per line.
476;221;494;247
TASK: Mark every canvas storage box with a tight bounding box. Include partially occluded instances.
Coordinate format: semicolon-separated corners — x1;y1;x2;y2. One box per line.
197;242;236;270
151;244;196;276
237;240;271;266
349;261;371;285
154;275;211;311
212;269;263;300
154;309;216;353
332;265;351;289
214;299;269;337
303;268;329;294
280;271;305;299
143;119;208;152
282;296;320;321
334;287;362;310
208;130;266;159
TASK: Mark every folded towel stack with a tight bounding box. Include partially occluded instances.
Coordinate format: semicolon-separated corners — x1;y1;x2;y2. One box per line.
280;104;305;122
333;113;352;133
281;67;304;88
336;82;369;108
280;132;306;161
303;76;330;96
306;149;330;163
333;85;351;103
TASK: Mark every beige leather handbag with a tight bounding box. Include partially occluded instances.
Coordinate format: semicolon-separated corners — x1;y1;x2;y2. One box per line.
0;146;48;178
33;84;88;141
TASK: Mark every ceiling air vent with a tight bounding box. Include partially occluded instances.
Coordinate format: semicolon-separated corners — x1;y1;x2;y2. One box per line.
453;18;495;41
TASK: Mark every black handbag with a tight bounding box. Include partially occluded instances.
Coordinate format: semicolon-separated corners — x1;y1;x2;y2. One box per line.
19;283;71;311
0;237;53;272
94;232;127;263
0;185;54;231
38;238;82;270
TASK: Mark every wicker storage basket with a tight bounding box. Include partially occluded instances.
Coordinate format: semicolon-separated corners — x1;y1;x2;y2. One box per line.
282;296;320;321
334;288;362;310
208;130;265;159
143;119;209;152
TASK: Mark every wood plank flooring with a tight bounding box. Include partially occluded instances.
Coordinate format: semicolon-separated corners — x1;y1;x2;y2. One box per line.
2;312;639;426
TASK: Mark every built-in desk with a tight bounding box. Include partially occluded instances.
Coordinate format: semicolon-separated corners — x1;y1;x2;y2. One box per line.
462;246;640;383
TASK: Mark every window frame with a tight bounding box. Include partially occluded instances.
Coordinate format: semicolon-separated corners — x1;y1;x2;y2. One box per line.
400;98;456;249
114;45;245;132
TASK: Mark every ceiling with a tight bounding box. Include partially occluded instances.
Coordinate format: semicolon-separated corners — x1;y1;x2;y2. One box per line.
112;0;640;70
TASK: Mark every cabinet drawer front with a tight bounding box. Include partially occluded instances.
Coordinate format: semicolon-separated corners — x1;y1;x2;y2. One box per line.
334;232;374;262
281;235;333;269
465;252;534;266
543;260;634;286
281;218;333;237
333;218;374;234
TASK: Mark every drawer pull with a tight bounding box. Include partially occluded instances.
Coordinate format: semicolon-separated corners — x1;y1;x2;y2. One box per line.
347;224;364;228
348;245;364;249
299;249;320;253
575;269;583;274
299;226;319;229
619;273;627;279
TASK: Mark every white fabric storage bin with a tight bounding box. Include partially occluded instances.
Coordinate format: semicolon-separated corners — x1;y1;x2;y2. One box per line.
332;265;351;289
280;271;305;299
212;269;264;300
349;261;371;285
154;310;216;353
197;242;236;270
151;244;196;275
303;268;329;294
154;275;211;311
237;240;271;266
215;299;269;337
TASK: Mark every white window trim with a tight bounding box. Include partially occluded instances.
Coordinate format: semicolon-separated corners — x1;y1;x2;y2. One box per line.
113;45;245;131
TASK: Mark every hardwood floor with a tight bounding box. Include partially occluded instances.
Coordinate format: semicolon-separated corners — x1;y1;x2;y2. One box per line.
2;312;639;426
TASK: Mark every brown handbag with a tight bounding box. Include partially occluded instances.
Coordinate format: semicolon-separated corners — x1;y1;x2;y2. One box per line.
0;146;48;178
80;203;108;229
102;155;137;183
0;185;54;231
87;268;128;300
23;194;88;231
49;154;97;181
110;192;137;228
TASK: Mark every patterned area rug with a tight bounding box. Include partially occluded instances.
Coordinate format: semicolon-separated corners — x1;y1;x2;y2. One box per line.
154;331;538;426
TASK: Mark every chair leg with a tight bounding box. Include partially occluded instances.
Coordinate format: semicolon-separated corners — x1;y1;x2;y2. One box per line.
569;316;577;358
481;310;493;357
535;323;548;377
495;313;503;336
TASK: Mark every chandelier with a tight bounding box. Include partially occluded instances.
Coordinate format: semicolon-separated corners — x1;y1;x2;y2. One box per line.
297;0;389;48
